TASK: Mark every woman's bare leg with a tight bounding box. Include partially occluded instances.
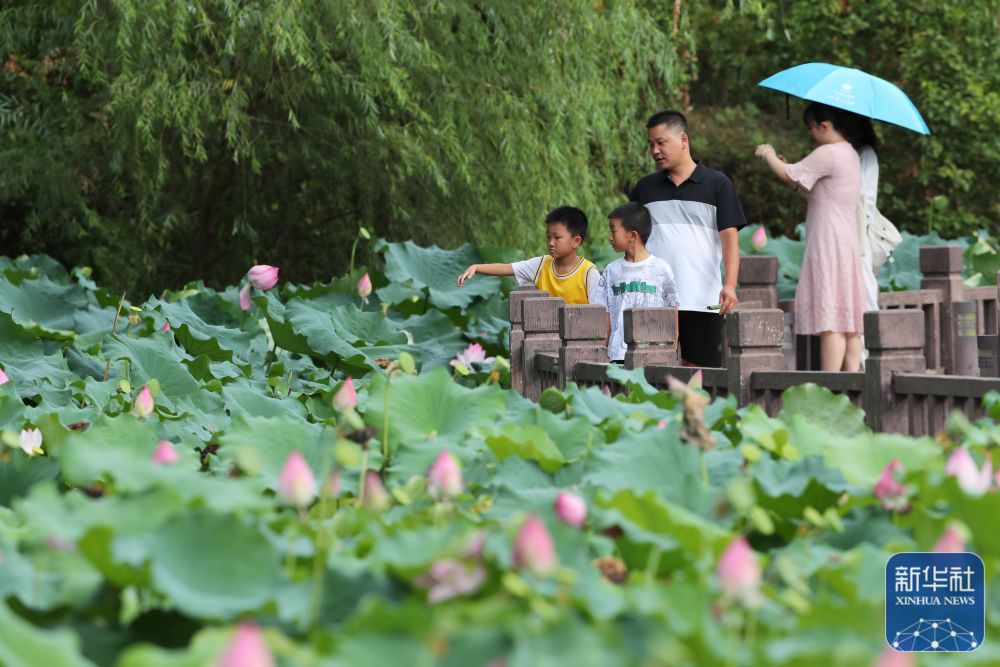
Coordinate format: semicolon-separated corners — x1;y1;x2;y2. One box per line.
842;333;863;372
820;332;847;372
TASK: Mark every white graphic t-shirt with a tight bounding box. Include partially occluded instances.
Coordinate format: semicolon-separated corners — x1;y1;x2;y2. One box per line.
599;255;679;361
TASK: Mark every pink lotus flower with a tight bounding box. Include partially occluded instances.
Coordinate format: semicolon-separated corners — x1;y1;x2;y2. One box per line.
751;226;767;252
427;450;464;501
717;536;761;604
946;448;993;496
362;470;390;511
874;459;909;511
19;428;42;456
247;265;279;290
131;386;154;419
554;491;587;528
656;419;667;429
873;647;915;667
152;439;179;465
238;284;252;312
450;342;494;368
513;515;558;576
218;622;275;667
0;367;9;385
689;369;703;390
277;451;317;510
415;559;486;603
601;385;612;397
333;377;357;411
160;321;171;333
933;524;966;553
358;273;372;304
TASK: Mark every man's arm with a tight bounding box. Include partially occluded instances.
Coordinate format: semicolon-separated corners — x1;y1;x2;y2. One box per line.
457;263;514;286
718;228;739;315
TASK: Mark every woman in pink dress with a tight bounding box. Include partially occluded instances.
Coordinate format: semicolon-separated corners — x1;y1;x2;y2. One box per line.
755;103;865;371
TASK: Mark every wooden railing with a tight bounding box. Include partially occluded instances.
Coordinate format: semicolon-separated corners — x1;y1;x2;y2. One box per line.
510;246;1000;436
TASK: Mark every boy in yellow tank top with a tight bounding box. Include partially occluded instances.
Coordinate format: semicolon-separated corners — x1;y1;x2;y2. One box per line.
456;206;603;305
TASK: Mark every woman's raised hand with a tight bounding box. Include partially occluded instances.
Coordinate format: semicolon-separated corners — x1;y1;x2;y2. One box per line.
755;144;776;159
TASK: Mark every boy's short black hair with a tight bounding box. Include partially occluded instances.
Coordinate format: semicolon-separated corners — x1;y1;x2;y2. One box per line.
545;205;588;241
646;109;688;136
608;202;652;245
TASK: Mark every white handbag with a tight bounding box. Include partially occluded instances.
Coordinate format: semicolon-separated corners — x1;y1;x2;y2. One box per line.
858;200;902;274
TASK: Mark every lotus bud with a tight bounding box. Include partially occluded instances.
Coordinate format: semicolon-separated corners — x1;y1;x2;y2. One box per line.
358;273;372;304
945;448;993;496
239;284;252;312
751;226;767;252
513;515;558;576
933;524;966;553
717;536;761;602
427;450;464;501
0;367;9;385
327;469;342;497
131;386;154;419
152;439;179;465
362;470;390;511
277;451;317;510
19;428;43;456
873;459;909;511
247;265;280;290
873;647;915;667
689;369;703;390
218;622;275;667
161;321;171;332
554;490;587;528
333;377;357;411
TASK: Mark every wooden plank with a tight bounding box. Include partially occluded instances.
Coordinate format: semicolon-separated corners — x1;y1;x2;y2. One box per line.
894;373;1000;397
574;360;612;384
750;371;864;392
534;352;560;374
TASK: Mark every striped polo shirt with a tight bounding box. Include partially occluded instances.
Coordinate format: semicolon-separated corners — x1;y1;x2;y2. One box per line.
630;161;747;311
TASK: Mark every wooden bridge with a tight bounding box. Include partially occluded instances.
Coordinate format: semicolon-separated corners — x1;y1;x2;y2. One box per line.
509;245;1000;436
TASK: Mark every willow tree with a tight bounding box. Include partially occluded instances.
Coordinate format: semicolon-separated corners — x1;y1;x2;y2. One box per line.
1;1;685;292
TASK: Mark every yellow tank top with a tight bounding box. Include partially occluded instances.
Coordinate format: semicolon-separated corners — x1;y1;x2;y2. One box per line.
532;256;596;305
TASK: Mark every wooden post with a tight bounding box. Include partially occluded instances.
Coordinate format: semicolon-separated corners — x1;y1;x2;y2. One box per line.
520;297;563;401
623;307;679;369
737;255;779;309
559;305;609;387
725;309;785;406
509;287;547;395
864;310;926;433
954;300;979;376
920;245;964;374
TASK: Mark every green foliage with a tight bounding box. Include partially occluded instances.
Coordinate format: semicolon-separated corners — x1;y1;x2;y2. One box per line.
1;0;683;295
3;245;1000;664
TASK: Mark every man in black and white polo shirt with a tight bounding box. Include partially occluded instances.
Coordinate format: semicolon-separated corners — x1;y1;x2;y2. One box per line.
630;109;746;368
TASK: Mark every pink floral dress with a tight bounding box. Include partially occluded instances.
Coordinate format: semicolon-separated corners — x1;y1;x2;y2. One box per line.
785;142;865;335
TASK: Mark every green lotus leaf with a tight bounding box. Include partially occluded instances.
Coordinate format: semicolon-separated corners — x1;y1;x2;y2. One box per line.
0;601;97;667
142;511;282;619
365;366;506;450
380;240;500;311
778;383;867;437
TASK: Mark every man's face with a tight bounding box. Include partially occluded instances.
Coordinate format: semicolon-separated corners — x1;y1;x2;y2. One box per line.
546;222;581;260
647;123;687;171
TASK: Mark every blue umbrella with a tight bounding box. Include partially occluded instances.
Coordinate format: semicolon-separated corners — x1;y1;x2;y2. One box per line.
758;62;930;135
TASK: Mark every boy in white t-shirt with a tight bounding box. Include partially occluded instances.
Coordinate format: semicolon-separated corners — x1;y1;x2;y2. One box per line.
600;202;679;362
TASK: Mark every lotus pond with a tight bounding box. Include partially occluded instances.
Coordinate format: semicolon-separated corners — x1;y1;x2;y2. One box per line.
2;241;1000;666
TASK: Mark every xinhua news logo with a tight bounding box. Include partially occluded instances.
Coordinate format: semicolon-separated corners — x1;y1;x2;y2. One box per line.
886;552;985;652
